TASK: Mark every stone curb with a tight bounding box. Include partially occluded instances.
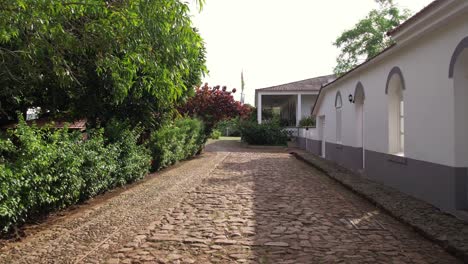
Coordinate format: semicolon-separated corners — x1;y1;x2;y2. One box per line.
290;150;468;262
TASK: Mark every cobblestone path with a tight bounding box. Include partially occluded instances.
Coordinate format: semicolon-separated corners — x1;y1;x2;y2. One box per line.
0;140;460;263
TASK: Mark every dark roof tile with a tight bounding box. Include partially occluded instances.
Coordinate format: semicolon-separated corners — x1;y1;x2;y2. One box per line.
256;74;336;92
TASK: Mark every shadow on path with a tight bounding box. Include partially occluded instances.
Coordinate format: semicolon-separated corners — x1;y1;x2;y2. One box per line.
111;139;458;263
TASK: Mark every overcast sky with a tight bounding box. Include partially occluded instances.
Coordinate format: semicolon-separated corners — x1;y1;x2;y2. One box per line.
189;0;433;104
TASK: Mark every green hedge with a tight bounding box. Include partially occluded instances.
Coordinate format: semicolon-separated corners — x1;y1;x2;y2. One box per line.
299;116;316;127
148;118;205;171
240;121;288;146
210;129;221;139
214;118;241;137
0;117;150;232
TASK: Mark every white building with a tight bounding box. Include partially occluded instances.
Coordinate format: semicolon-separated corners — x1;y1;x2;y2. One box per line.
295;0;468;216
255;75;335;127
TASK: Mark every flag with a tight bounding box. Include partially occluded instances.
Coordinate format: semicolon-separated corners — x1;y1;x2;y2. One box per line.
241;70;245;104
241;70;245;93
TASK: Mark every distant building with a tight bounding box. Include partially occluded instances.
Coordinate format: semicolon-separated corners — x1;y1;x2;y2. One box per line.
255;75;335;127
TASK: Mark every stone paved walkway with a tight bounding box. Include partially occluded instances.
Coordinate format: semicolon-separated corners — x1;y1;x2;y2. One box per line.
0;140;460;263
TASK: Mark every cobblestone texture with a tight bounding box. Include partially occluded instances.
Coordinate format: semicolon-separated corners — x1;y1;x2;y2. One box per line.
0;140;460;263
112;144;458;263
291;148;468;262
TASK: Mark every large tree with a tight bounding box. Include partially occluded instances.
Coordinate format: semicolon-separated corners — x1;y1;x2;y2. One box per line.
0;0;207;128
333;0;410;76
178;84;252;134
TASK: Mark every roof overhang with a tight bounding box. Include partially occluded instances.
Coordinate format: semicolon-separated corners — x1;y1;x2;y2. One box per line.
312;0;468;116
312;45;397;115
389;0;468;45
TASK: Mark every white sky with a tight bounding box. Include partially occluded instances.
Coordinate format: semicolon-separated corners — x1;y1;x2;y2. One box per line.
189;0;433;105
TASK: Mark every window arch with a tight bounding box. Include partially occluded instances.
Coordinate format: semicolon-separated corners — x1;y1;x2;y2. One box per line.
354;82;365;151
335;91;343;108
386;67;405;155
452;37;468;166
451;36;468;209
335;91;342;143
449;36;468;78
354;82;365;104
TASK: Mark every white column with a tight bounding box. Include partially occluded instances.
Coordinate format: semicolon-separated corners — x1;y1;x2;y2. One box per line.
296;93;302;127
257;93;262;124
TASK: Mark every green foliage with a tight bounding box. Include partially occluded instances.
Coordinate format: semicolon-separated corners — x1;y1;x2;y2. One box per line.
299;116;316;127
240;121;288;146
106;120;150;186
0;0;206;128
210;129;221;139
333;0;410;75
178;84;253;136
0;116;150;232
147;118;205;171
78;130;119;199
215;118;241;137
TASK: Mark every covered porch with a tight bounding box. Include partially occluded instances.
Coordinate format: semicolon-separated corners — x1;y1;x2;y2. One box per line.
254;75;335;127
256;92;318;127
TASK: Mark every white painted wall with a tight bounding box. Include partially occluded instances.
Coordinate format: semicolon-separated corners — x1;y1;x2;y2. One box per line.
454;49;468;166
300;95;317;120
314;14;468;167
298;127;317;139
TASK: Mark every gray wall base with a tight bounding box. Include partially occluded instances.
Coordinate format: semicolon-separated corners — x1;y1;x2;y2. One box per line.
325;142;363;171
365;149;468;212
296;136;468;212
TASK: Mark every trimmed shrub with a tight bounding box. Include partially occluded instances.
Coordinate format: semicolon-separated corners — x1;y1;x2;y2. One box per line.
147;118;205;171
240;121;288;146
210;129;221;139
299;116;316;127
0;116;150;233
105;120;150;186
78;130;119;199
0;118;84;232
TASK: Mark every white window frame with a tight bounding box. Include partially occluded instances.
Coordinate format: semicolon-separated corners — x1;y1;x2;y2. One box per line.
399;99;404;156
388;85;404;156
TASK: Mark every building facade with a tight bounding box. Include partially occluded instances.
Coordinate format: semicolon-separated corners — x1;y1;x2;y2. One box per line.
255;75;335;128
297;0;468;216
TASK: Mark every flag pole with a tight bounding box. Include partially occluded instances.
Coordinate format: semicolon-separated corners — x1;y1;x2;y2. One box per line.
241;69;245;104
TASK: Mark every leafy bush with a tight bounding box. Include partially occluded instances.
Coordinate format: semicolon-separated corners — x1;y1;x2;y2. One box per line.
0;116;150;233
178;84;252;135
105;120;150;186
0;118;84;232
210;130;222;139
299;116;316;127
78;130;119;199
215;118;241;136
240;121;288;146
78;121;151;199
148;118;205;171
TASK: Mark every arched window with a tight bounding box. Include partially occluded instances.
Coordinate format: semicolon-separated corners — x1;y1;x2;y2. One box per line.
354;82;365;149
451;37;468;167
386;67;405;156
335;91;343;144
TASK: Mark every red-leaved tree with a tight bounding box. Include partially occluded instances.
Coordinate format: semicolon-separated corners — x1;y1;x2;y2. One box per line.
178;83;252;135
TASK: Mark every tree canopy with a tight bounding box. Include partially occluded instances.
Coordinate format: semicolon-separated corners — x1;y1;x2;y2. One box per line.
333;0;410;76
178;84;253;134
0;0;207;128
